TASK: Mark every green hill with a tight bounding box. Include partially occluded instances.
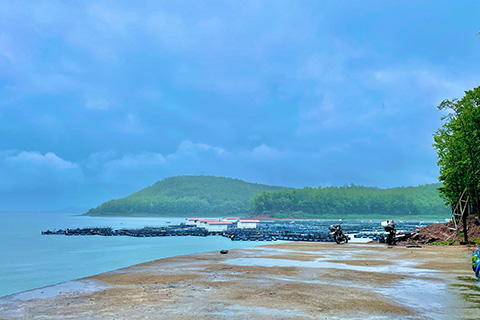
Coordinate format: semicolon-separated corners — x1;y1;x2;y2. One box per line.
85;176;450;219
251;183;450;219
85;175;287;217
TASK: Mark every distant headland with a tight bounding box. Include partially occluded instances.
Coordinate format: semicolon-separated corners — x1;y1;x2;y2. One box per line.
84;175;449;219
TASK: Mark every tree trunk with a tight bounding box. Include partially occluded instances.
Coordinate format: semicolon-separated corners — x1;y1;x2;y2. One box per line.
463;204;469;243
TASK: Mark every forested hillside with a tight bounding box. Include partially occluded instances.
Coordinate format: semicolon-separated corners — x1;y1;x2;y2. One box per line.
250;184;450;218
85;176;286;216
86;175;449;218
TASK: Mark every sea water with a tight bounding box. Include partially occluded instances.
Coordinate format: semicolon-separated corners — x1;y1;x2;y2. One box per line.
0;212;265;297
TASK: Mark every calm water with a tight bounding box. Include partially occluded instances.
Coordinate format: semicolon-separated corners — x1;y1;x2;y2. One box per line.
0;212;266;297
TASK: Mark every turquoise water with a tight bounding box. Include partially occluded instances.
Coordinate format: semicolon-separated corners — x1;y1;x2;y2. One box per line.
0;212;265;297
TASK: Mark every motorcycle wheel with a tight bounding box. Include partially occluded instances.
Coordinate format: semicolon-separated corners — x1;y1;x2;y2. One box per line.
386;234;395;245
334;235;341;244
344;235;348;243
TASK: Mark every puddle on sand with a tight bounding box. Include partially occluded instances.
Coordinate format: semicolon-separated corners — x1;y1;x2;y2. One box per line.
376;278;454;320
224;257;439;277
248;246;410;266
212;305;312;318
0;280;108;303
224;256;475;319
0;280;109;319
265;275;375;291
451;275;480;304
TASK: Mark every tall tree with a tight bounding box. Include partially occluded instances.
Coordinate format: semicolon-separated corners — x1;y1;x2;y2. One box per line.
433;86;480;241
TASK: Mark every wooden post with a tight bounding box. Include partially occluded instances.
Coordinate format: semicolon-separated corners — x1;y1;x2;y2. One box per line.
463;203;468;243
452;188;469;243
450;188;468;231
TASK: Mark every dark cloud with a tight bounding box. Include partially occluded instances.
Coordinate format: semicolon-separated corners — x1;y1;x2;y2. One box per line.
0;1;479;211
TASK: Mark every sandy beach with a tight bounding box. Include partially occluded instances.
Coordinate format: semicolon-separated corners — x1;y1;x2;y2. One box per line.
1;242;479;320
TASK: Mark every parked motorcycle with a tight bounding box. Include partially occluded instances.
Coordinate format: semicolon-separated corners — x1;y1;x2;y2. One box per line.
330;224;349;244
383;220;396;245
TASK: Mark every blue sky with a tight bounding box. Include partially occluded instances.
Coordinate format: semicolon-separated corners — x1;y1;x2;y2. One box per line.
1;1;479;211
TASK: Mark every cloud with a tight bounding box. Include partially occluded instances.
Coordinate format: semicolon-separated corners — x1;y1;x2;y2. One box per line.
1;1;478;211
82;150;118;176
371;66;479;106
0;133;441;211
168;140;226;159
104;152;165;169
82;142;226;185
297;94;339;134
0;151;83;192
7;151;78;170
250;144;282;158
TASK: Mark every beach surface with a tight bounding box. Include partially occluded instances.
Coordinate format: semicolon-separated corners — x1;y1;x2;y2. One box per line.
1;242;479;319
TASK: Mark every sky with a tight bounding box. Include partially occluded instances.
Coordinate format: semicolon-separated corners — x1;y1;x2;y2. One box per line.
1;1;479;212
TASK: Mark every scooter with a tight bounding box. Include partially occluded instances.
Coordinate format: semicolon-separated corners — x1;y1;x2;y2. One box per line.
330;224;349;244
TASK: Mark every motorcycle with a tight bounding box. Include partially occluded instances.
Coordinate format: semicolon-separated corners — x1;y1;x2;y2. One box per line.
330;224;349;244
383;220;396;245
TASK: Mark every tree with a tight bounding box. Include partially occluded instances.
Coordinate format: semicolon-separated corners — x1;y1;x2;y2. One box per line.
433;86;480;241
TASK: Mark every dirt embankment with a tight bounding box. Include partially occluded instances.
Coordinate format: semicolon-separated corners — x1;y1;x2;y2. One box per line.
409;216;480;244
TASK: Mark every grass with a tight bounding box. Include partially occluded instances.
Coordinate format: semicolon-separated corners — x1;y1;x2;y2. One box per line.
431;239;458;245
429;235;480;246
470;238;480;245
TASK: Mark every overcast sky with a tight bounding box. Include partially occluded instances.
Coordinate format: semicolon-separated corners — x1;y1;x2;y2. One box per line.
1;1;479;212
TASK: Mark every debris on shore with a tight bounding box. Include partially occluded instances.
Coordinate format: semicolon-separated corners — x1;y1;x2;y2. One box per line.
407;217;480;245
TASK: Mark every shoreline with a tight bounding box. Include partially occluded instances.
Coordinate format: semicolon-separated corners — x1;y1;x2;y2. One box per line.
81;214;448;222
1;242;479;319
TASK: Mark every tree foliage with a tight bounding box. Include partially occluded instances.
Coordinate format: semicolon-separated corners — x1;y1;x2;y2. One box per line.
250;184;449;218
85;175;286;216
433;86;480;213
86;176;449;218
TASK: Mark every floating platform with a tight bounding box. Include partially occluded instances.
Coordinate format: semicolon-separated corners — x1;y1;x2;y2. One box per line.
41;223;415;243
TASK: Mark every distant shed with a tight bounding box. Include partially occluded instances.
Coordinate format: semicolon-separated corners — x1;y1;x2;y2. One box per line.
196;219;219;228
223;217;239;223
205;221;233;232
237;219;260;229
185;218;200;226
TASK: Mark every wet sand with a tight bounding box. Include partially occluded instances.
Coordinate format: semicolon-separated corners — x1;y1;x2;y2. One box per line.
1;242;479;319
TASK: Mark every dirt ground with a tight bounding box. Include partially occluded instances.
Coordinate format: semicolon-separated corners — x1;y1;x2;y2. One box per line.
409;216;480;244
1;242;479;320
